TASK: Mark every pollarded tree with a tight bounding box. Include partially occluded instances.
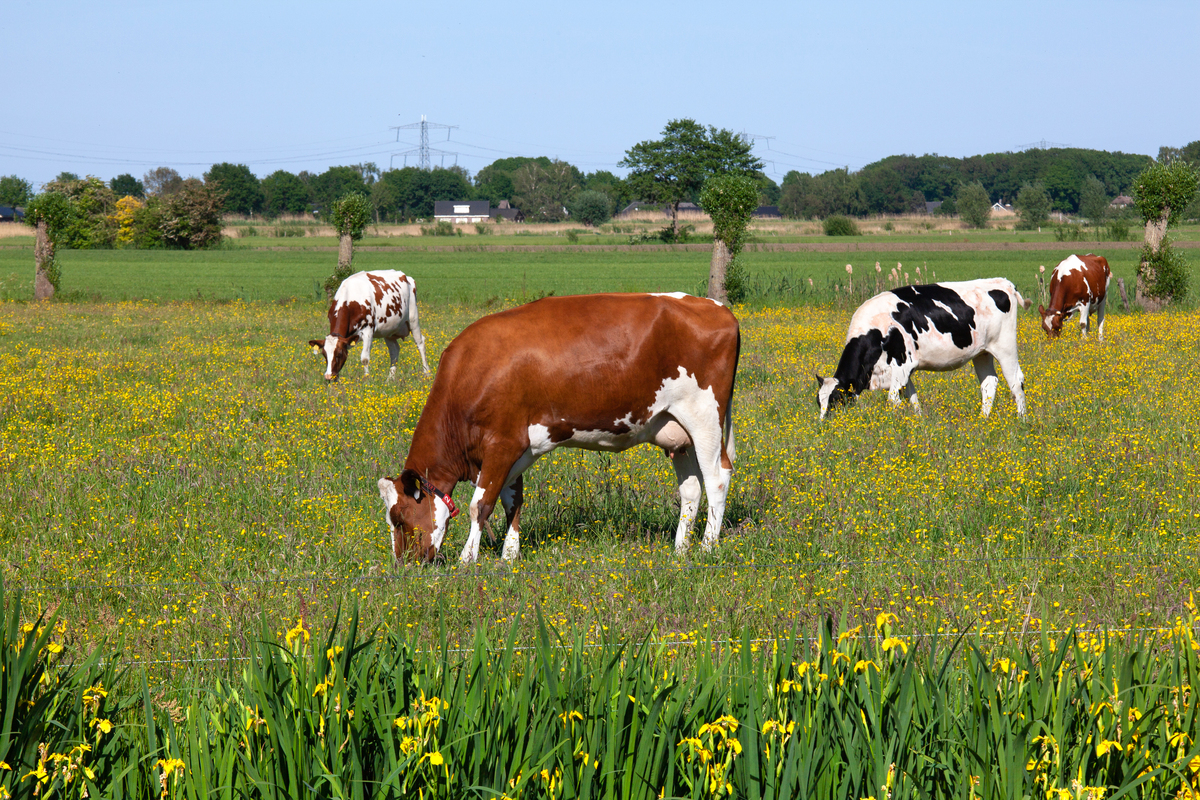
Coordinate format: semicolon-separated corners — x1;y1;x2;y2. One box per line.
1132;161;1200;307
1015;182;1051;230
325;191;371;297
699;174;759;304
957;181;992;229
620;119;762;239
23;192;76;299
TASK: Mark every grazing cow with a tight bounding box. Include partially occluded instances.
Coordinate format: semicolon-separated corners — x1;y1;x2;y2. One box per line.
1038;254;1111;341
816;279;1031;420
308;270;431;381
377;292;740;564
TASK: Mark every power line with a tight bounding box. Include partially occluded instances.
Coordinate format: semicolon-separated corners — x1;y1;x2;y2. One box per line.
1018;139;1071;151
389;114;458;170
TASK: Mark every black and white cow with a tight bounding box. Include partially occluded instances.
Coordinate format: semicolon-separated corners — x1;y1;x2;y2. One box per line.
308;270;431;381
816;279;1032;419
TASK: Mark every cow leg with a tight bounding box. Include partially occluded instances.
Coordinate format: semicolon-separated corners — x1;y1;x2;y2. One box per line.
670;447;702;554
499;477;524;561
973;353;999;416
460;448;532;564
989;348;1028;419
406;293;432;375
384;338;400;381
1078;303;1090;340
901;376;921;414
663;403;731;553
359;329;374;376
1096;296;1107;342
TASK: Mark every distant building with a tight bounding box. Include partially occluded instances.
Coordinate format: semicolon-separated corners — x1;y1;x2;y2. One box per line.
490;200;524;222
752;205;781;218
990;201;1016;217
0;206;24;223
434;200;491;224
1110;195;1134;209
925;201;943;215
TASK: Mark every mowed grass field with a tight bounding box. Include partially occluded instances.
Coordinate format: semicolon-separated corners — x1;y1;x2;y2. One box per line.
0;243;1197;676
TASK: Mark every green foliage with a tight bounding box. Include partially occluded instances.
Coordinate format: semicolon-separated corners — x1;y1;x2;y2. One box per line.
1015;182;1051;230
822;214;860;236
567;189;613;226
474;221;493;235
1139;237;1190;300
956;181;991;229
0;175;33;207
310;166;368;214
700;174;759;257
420;220;460;236
376;166;474;219
1078;174;1109;224
261;170;311;217
204;162;263;215
35;176;117;249
780;168;865;219
512;159;580;222
328;191;371;241
1133;161;1200;227
1105;216;1131;241
22;192;76;289
1054;222;1086;242
159;178;225;249
619;119;762;223
142;166;182;197
109;173;144;199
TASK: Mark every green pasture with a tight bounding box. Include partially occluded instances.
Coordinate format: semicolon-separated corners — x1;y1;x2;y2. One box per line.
0;244;1149;306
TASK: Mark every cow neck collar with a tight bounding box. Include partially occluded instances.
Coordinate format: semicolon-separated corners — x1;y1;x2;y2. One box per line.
416;473;459;519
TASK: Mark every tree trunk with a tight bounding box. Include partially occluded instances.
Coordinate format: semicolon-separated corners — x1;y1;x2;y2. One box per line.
672;200;680;240
338;233;353;273
34;218;55;301
1136;213;1170;311
707;238;730;304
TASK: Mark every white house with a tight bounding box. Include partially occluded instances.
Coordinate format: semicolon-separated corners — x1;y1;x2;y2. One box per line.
433;200;491;224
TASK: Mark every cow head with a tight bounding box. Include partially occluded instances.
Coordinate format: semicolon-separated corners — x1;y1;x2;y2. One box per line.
307;335;353;380
816;373;855;420
1037;305;1065;338
377;470;444;564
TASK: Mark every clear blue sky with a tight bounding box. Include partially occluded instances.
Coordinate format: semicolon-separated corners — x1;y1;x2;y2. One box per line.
3;0;1196;189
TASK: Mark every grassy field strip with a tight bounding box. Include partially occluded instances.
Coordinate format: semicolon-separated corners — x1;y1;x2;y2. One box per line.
1;298;1196;672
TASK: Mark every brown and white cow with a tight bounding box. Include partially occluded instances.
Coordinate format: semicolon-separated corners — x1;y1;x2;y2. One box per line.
1038;254;1111;341
377;292;740;564
308;270;431;381
817;279;1031;420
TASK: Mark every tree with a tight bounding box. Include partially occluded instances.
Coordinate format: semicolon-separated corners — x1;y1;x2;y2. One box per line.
41;176;117;248
1132;161;1199;307
581;170;631;215
55;172;80;183
0;175;33;207
144;167;183;197
1015;182;1051;230
512;159;579;222
859;165;909;214
160;178;225;249
1078;175;1109;226
699;174;759;304
325;192;371;296
567;190;613;227
619;119;762;238
261;170;311;217
310;167;368;214
110;174;145;199
204;163;263;215
23;192;75;299
957;182;991;228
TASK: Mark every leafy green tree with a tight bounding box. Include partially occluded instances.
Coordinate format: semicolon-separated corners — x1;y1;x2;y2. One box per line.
143;167;183;197
957;182;991;229
325;192;372;296
567;190;612;226
619;119;762;238
778;168;864;219
310;167;368;215
55;172;80;183
23;192;76;299
474;157;552;205
0;175;33;207
582;170;631;215
1078;175;1109;226
1132;161;1200;306
1015;182;1051;230
699;174;759;303
512;159;579;222
204;163;263;215
41;176;118;248
160;178;225;249
754;173;780;206
110;174;144;199
261;170;311;217
859;165;909;214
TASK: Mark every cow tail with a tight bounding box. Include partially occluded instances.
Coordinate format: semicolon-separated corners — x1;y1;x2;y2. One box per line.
1014;288;1033;311
723;328;740;465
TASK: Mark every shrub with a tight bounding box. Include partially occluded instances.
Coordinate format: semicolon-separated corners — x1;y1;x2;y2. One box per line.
823;215;860;236
566;190;613;226
420;220;460;236
565;230;579;244
1054;223;1086;242
725;256;749;303
1105;217;1131;241
474;222;493;235
160;179;225;249
956;182;991;229
1139;238;1189;300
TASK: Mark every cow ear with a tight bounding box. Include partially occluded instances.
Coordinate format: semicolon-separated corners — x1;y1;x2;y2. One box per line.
814;372;824;388
1037;305;1045;316
307;339;324;348
398;469;423;500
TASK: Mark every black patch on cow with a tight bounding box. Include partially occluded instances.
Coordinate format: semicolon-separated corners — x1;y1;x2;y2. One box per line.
881;328;907;367
890;284;976;350
833;329;884;395
988;289;1011;314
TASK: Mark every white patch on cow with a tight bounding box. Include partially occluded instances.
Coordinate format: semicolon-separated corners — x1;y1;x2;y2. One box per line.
650;292;689;299
527;423;555;456
817;376;839;419
1056;254;1087;276
931;299;960;320
460;485;488;564
499;484;520;561
431;495;451;551
377;478;400;557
